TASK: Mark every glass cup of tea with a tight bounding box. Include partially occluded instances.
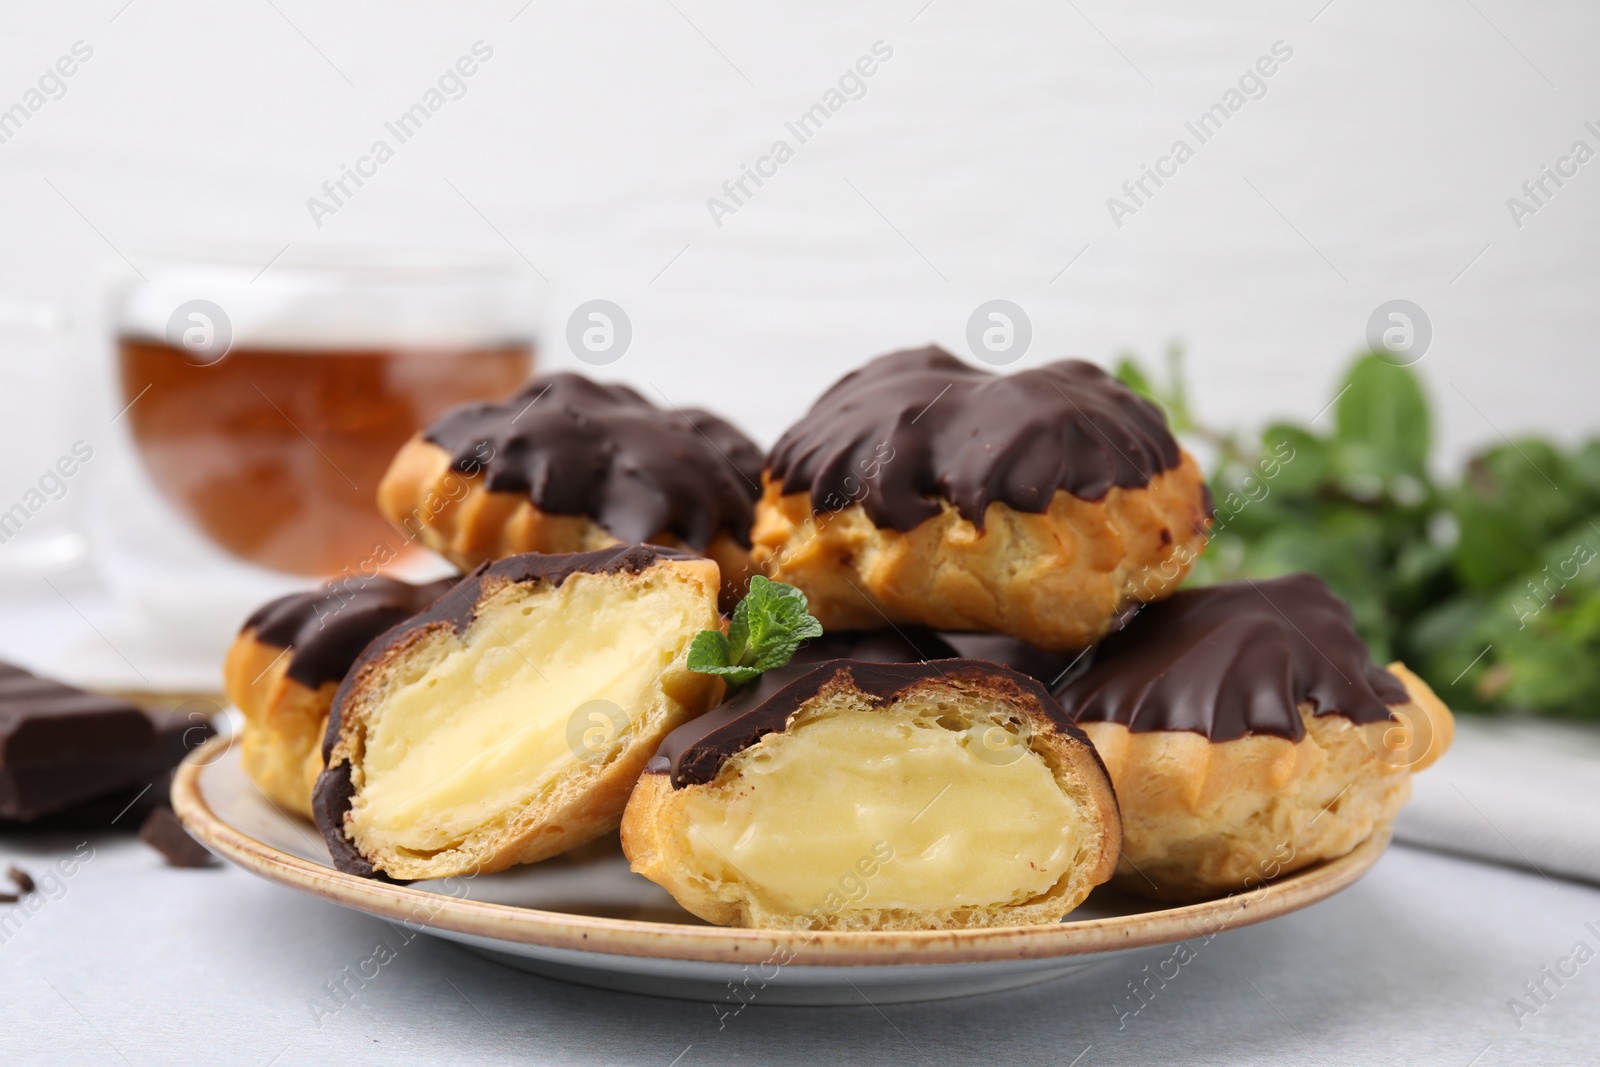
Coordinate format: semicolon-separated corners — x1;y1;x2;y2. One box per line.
112;247;537;578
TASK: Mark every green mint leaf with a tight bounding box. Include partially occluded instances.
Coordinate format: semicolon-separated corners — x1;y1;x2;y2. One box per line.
1162;343;1192;431
1334;354;1430;481
686;576;823;687
724;583;754;664
687;630;764;685
686;629;732;674
692;662;765;686
1114;356;1155;400
744;579;824;673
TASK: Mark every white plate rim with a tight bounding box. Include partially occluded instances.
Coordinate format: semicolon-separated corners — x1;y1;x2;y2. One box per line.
172;736;1391;969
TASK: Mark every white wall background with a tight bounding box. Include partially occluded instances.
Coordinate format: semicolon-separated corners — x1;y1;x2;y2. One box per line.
0;0;1594;463
0;0;1596;687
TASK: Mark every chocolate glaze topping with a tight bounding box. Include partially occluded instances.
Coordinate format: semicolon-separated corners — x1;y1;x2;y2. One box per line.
650;658;1089;789
767;346;1186;532
312;544;698;878
422;373;762;549
244;577;458;690
799;628;1095;690
684;408;766;494
940;633;1094;691
792;627;959;666
1056;573;1410;743
311;761;387;880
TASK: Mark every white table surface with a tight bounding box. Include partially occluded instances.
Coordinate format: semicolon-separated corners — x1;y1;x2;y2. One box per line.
0;831;1592;1066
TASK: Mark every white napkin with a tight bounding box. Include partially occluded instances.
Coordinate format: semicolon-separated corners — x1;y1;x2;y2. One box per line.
1394;715;1600;886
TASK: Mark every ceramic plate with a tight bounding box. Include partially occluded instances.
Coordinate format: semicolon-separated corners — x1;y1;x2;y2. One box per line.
172;736;1389;1005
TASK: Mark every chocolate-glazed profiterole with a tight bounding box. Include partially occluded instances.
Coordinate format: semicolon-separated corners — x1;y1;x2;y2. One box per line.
1063;573;1409;741
769;347;1183;530
753;347;1212;650
1055;573;1455;901
622;658;1120;930
378;373;762;605
650;623;1062;784
315;545;722;881
224;576;457;818
242;577;459;690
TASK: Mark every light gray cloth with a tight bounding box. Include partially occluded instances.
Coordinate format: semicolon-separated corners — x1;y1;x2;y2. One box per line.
1395;717;1600;886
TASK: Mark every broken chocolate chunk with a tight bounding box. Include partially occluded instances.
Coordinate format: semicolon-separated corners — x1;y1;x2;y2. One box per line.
138;807;214;868
0;661;214;821
6;865;34;894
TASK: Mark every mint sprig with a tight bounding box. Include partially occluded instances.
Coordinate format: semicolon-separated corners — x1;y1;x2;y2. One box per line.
687;576;823;687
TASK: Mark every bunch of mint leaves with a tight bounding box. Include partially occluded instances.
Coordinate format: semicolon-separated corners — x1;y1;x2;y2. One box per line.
1119;346;1600;719
688;575;824;687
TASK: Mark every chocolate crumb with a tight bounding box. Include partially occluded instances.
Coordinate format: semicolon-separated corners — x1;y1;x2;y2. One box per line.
0;892;16;905
138;807;215;868
6;865;34;894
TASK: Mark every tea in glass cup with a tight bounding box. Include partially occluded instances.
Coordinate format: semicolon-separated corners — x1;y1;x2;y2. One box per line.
114;248;536;577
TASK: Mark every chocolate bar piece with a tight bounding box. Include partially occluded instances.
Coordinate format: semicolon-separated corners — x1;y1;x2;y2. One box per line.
0;662;213;821
0;773;174;833
138;807;214;868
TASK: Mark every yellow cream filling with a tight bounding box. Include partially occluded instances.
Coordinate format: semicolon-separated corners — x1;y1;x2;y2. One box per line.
352;576;699;856
678;707;1076;917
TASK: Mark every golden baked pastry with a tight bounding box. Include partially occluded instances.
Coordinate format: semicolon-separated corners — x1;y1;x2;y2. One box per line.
1056;573;1454;901
622;659;1121;930
223;576;456;818
378;373;763;607
313;545;723;881
753;347;1212;651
